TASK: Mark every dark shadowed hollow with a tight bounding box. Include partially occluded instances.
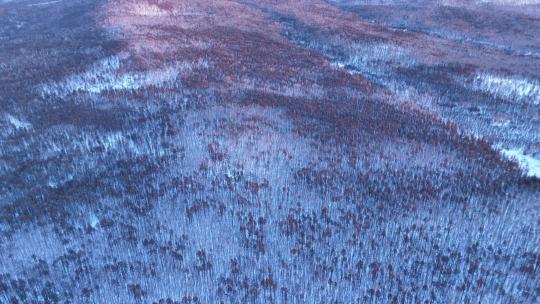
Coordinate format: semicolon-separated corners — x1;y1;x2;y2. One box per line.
0;0;539;303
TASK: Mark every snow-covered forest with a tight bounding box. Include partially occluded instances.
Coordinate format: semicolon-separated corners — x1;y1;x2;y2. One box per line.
0;0;539;303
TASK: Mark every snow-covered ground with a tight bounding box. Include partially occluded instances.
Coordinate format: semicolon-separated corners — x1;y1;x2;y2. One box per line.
500;148;540;178
4;113;32;131
472;73;540;105
40;55;188;98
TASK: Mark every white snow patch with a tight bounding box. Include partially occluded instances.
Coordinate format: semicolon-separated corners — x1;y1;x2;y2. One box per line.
335;42;416;76
47;180;58;188
28;0;62;6
40;56;187;97
131;3;170;16
5;113;32;130
100;132;124;151
491;120;510;128
472;73;540;105
89;213;99;228
47;173;73;189
500;148;540;178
